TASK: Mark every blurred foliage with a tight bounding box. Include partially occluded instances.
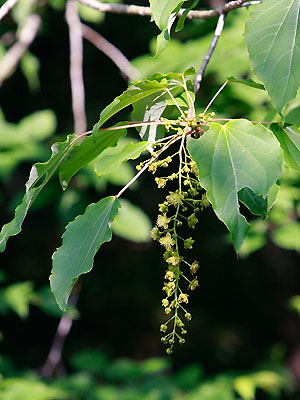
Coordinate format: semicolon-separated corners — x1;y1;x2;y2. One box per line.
0;349;293;400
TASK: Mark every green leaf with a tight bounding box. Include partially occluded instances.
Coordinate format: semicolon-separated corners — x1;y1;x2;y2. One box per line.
131;71;194;141
227;76;265;91
0;135;77;252
112;199;152;242
187;119;282;251
245;0;300;112
238;188;268;218
272;221;300;251
0;281;34;318
272;124;300;172
149;0;185;31
94;80;168;131
59;126;126;189
176;0;200;32
94;140;148;177
50;196;120;310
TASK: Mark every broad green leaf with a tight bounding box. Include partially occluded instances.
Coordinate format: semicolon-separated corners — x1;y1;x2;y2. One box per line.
59;127;126;189
0;135;77;252
238;188;268;218
227;76;265;91
245;0;300;112
94;141;148;176
149;0;185;31
112;199;152;242
187;119;282;251
50;196;120;310
272;124;300;171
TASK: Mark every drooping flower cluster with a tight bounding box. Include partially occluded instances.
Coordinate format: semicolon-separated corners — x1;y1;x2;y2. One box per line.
145;127;210;354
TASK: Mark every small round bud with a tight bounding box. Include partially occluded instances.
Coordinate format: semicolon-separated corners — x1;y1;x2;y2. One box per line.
177;221;183;227
179;338;185;345
160;324;167;332
165;307;172;314
181;329;187;335
166;348;173;355
185;313;192;321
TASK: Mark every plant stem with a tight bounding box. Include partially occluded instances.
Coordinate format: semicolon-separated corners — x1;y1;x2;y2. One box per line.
116;135;181;198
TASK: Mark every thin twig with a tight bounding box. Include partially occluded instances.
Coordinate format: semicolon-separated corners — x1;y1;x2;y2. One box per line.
0;14;41;87
81;24;139;81
194;12;225;94
0;0;18;21
203;80;228;114
76;0;249;20
116;135;181;198
66;0;86;134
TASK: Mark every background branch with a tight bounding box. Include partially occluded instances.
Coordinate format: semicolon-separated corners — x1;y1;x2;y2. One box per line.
81;24;139;81
38;285;80;377
76;0;249;20
66;0;87;134
194;12;225;94
0;14;41;87
0;0;18;21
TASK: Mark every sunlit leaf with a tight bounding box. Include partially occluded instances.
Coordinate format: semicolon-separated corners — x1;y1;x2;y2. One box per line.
149;0;185;31
245;0;300;112
112;199;152;243
272;221;300;251
187;119;282;251
50;196;120;310
94;140;148;176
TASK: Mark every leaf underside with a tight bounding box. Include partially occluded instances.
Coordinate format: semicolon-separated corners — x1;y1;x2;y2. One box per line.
245;0;300;112
272;124;300;172
187;119;283;252
50;196;120;311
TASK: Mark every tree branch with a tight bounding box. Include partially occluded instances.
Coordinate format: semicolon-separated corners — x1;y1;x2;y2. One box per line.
0;0;18;21
81;24;139;81
76;0;250;20
0;14;41;87
66;0;87;134
38;285;80;377
194;12;225;94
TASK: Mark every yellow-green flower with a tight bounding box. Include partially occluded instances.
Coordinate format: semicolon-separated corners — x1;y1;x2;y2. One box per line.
159;233;175;249
166;190;184;206
157;214;170;229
